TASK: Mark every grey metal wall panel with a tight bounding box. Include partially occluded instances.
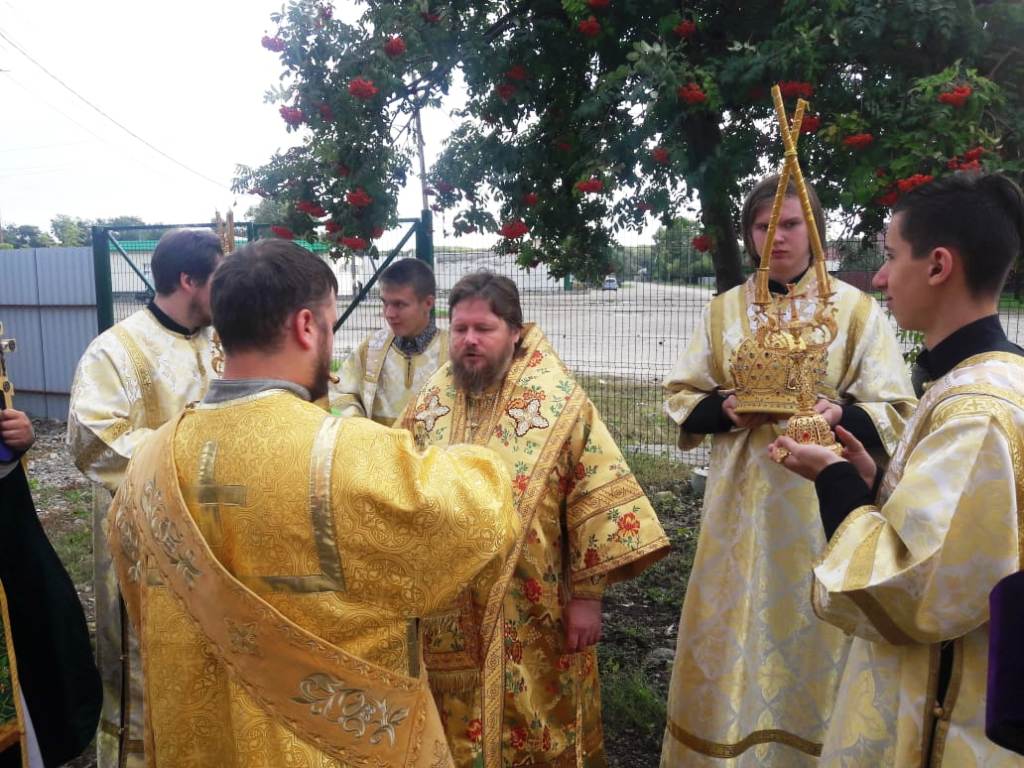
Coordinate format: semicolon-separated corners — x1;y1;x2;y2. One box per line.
44;393;70;421
38;307;96;393
35;248;95;304
0;246;100;419
13;392;46;419
0;307;45;392
0;249;40;305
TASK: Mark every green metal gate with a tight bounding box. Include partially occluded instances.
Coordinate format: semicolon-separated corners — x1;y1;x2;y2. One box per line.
89;210;434;335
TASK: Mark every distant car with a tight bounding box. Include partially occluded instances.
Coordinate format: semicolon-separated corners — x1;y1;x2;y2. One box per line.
602;275;619;291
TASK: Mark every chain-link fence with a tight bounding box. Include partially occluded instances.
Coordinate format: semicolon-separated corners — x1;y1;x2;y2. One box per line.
95;227;1024;468
337;239;1024;468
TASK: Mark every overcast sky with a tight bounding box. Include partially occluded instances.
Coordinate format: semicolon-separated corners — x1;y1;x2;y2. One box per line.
0;1;671;249
0;0;479;246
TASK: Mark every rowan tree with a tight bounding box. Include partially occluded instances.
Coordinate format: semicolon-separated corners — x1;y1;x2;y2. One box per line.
236;0;1024;291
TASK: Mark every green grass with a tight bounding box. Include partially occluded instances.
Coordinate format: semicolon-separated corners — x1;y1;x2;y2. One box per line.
38;485;94;586
623;451;692;490
599;661;667;739
577;373;680;451
50;527;93;585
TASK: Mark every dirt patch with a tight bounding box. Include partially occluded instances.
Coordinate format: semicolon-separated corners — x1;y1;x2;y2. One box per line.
599;456;700;768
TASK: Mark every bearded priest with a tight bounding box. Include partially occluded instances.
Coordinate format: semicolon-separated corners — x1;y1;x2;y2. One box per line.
401;271;670;768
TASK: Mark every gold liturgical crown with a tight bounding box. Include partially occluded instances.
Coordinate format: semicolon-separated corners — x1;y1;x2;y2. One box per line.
731;86;838;416
731;322;828;415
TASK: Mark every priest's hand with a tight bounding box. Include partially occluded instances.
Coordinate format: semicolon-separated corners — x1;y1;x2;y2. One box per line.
0;408;34;452
564;598;602;653
812;398;843;427
834;425;878;489
722;394;775;431
769;436;845;481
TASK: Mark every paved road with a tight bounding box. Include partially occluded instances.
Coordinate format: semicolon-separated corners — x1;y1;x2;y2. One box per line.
335;279;715;380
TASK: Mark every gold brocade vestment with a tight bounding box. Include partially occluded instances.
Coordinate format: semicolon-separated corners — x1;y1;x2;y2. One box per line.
107;389;520;767
661;274;916;766
331;327;449;426
813;353;1024;767
67;307;214;768
0;584;27;760
402;325;670;768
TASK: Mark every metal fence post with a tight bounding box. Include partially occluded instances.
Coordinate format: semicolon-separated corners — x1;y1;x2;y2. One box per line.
92;226;114;333
415;208;433;267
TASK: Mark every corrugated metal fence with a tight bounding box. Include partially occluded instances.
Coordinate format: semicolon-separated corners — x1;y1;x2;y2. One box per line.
0;247;97;418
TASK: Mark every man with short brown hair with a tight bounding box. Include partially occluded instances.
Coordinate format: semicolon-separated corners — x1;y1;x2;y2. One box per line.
773;172;1024;766
331;258;447;425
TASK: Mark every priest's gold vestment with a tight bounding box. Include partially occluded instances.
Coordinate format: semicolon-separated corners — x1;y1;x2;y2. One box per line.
0;584;26;760
402;325;670;767
661;273;916;766
332;327;449;425
814;352;1024;767
108;388;520;767
67;306;214;768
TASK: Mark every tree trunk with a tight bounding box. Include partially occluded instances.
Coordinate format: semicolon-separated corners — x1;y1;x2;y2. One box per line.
684;114;745;294
699;185;745;294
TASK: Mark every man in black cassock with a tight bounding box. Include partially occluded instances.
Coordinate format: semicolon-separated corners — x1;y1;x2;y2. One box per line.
1;407;101;768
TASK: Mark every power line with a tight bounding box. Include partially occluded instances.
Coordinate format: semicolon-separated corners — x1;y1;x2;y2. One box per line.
0;26;231;191
0;139;96;153
3;72;222;192
4;73;113;146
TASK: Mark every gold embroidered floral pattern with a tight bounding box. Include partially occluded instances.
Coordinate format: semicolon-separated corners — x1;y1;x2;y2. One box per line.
414;388;450;433
141;479;200;586
225;619;260;657
292;673;410;747
115;508;143;584
506;392;549;437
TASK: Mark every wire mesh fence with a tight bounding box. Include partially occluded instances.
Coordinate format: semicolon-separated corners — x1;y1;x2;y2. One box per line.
337;239;1024;468
100;228;1024;468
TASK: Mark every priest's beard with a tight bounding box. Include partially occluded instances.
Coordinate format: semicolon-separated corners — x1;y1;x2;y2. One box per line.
189;296;213;328
307;321;333;402
452;348;515;394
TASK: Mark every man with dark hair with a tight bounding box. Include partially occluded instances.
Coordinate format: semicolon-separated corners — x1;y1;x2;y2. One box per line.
67;227;222;768
150;228;222;296
771;172;1024;766
331;258;448;425
107;240;519;767
402;271;670;767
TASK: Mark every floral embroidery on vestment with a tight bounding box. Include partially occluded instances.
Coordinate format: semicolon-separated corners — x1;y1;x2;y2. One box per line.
415;388;450;433
506;391;549;436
